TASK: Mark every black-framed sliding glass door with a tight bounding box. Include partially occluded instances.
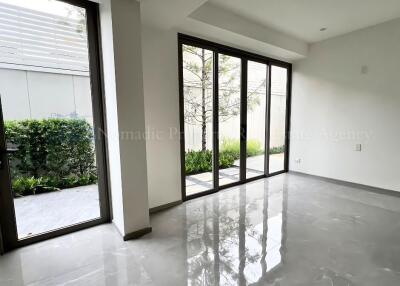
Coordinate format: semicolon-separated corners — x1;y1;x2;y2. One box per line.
179;34;291;200
0;0;109;252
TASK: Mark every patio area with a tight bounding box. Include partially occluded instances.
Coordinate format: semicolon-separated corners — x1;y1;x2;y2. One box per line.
186;153;284;196
14;185;100;239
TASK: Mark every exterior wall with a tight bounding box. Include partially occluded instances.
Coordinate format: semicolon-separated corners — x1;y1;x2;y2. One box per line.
290;18;400;192
0;69;93;123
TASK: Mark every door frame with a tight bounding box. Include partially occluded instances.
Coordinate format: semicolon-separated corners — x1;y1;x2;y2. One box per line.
178;34;292;201
0;0;110;253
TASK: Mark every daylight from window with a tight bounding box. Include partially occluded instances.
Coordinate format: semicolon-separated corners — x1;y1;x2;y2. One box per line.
182;43;288;196
0;0;101;239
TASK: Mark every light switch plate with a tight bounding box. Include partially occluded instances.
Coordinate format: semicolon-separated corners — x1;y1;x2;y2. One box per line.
355;144;362;151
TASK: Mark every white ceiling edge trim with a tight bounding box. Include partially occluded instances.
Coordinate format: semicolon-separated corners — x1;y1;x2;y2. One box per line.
140;0;208;29
177;18;305;62
189;2;309;58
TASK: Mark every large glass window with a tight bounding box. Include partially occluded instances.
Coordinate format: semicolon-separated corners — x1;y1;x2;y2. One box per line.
0;0;108;245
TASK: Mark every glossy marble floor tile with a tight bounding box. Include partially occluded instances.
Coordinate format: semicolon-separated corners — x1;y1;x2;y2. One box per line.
1;173;400;285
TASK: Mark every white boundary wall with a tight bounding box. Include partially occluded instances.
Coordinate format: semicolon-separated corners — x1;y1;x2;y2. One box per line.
0;68;93;123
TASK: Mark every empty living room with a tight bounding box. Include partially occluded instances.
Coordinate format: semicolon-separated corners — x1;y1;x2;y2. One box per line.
0;0;399;285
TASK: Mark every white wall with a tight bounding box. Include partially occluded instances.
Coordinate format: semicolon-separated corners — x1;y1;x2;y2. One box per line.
142;26;182;208
290;18;400;192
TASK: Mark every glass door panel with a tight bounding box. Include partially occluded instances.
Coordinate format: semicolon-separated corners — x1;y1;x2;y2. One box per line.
182;45;214;196
246;61;267;179
218;54;241;186
269;66;288;173
0;0;105;241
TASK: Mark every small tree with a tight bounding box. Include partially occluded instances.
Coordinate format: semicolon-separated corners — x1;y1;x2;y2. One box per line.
183;45;265;151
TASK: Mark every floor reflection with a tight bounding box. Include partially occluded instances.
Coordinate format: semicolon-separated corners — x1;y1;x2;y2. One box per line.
3;174;400;285
185;179;288;285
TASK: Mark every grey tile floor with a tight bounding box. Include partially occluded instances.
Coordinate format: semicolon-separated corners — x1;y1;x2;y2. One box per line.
1;173;400;285
14;185;100;238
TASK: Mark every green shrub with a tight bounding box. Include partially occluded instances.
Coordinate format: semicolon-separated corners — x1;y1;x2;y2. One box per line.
184;141;285;176
219;151;236;169
220;138;240;160
5;119;98;197
185;150;212;175
270;145;285;155
185;150;236;175
220;138;264;159
247;140;264;157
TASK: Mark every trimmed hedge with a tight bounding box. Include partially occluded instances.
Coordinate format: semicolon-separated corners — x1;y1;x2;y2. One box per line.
5;119;97;196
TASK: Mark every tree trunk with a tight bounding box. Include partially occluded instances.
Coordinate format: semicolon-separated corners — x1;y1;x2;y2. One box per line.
201;49;207;152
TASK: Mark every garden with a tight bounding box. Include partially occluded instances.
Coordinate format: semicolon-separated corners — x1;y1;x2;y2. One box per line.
5;119;97;197
185;138;284;175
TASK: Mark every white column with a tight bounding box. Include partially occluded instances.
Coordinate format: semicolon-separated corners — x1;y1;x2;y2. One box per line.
99;0;151;237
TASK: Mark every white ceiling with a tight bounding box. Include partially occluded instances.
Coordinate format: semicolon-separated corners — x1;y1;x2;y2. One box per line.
210;0;400;43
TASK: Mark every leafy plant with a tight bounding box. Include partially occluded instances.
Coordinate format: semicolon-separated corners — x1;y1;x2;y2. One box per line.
220;138;264;159
247;140;264;157
185;150;212;175
270;145;285;155
185;150;236;175
5;119;98;197
12;177;59;196
218;151;236;169
185;140;285;176
11;173;98;197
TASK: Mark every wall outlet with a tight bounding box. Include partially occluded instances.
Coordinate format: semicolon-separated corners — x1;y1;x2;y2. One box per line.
295;158;302;164
355;144;362;152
